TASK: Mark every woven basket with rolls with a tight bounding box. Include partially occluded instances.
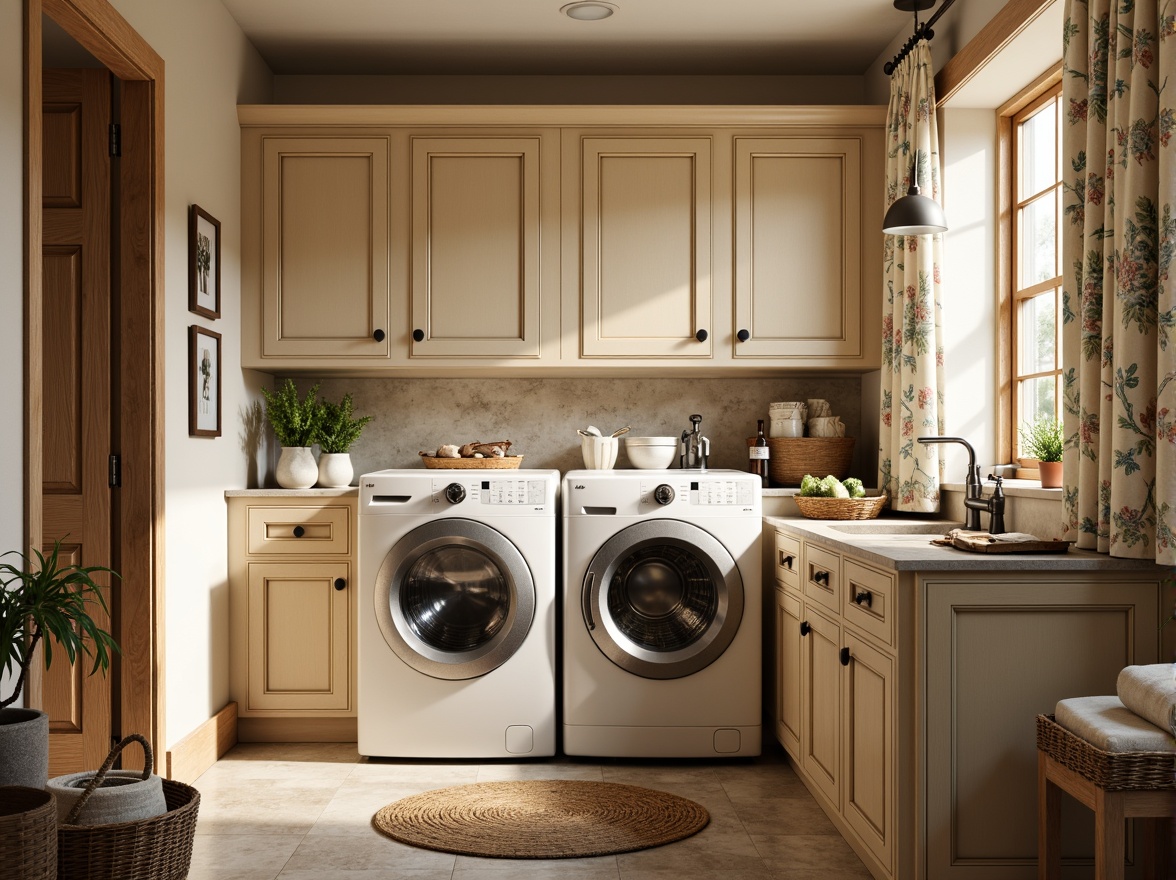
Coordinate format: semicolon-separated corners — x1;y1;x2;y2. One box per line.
746;437;855;486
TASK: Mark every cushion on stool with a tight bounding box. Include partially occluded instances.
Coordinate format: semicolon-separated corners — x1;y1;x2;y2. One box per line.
1054;695;1176;753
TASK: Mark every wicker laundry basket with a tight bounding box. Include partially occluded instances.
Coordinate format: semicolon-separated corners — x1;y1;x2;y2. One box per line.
0;786;57;880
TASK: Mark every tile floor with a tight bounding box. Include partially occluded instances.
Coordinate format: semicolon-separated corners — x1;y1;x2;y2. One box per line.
187;738;873;879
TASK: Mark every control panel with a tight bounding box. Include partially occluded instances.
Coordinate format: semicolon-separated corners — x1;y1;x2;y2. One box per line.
638;478;755;508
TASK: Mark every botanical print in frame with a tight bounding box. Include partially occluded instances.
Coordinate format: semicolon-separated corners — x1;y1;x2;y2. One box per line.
189;204;221;319
189;325;221;437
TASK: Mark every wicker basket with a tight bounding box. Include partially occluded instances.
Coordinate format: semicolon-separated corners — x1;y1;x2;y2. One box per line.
0;786;56;880
419;454;523;470
793;495;888;520
757;437;855;486
1036;714;1176;791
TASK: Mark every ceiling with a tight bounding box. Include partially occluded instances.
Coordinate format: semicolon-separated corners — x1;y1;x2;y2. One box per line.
217;0;918;76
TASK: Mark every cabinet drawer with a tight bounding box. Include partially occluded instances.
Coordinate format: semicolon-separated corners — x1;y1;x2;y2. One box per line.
775;531;801;593
842;559;895;648
247;505;350;555
803;543;841;615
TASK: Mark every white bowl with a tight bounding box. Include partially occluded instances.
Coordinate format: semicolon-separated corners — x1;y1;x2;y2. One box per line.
581;435;619;469
624;437;678;469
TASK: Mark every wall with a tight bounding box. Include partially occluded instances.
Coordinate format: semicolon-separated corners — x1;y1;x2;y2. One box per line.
0;0;24;706
290;376;873;485
101;0;273;748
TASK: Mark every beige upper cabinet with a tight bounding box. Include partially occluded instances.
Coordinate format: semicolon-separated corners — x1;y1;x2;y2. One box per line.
732;135;881;367
252;136;391;363
568;135;713;359
408;134;559;361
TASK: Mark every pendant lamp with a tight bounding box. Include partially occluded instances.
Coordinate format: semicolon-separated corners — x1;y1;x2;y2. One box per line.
882;151;947;235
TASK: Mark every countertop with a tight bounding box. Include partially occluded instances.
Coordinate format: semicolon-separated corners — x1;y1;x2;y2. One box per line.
766;516;1167;573
225;488;359;497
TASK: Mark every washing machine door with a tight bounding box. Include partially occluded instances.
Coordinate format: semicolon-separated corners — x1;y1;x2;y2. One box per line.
581;519;743;680
373;519;535;681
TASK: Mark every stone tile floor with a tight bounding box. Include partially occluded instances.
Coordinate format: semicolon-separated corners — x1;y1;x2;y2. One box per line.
187;738;873;879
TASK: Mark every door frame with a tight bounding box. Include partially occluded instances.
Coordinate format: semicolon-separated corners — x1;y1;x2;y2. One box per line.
23;0;165;756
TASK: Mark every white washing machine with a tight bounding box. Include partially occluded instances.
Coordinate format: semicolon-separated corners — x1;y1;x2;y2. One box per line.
358;468;559;758
562;469;762;757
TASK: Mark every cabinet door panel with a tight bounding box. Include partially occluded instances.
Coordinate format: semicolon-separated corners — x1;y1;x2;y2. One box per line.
247;562;351;711
802;605;841;806
579;137;712;358
733;138;862;360
843;631;893;873
262;137;390;358
775;588;803;756
411;138;542;357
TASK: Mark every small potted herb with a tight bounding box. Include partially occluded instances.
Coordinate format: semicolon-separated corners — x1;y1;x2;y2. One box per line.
1019;416;1064;488
0;541;118;788
315;393;372;488
262;379;323;489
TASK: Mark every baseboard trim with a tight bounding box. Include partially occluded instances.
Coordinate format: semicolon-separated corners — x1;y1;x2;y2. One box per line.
238;716;357;742
165;701;238;783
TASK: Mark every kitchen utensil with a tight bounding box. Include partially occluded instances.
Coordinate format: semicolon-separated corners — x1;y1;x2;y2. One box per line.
581;435;619;469
610;425;631;438
623;436;678;469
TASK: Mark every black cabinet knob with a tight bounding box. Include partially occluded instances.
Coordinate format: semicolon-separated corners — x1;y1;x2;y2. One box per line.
333;578;346;591
372;329;386;342
413;329;425;342
840;647;851;666
737;329;750;342
695;329;708;342
853;590;873;608
292;526;305;538
800;621;811;636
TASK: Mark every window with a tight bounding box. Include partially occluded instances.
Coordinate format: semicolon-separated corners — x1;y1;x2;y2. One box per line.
1009;83;1063;458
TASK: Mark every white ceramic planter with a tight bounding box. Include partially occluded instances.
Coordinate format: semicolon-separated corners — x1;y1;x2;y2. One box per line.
317;453;354;488
276;446;317;489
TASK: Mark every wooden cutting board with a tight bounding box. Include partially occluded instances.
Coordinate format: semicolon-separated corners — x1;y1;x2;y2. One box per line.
932;530;1070;554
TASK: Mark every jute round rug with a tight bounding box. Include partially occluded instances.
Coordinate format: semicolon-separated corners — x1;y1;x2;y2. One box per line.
371;780;709;859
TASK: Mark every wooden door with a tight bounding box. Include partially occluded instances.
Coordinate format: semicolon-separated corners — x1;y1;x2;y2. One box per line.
576;136;713;358
801;604;841;807
410;136;545;359
40;68;114;775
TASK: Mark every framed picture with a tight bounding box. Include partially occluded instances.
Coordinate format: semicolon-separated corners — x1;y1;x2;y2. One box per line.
189;325;221;437
188;204;221;319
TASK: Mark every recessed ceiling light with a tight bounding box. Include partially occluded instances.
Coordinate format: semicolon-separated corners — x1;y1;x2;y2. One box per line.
561;1;617;21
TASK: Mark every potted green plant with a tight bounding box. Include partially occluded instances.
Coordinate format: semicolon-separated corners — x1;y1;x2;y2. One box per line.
1019;416;1064;488
315;393;373;488
0;541;118;788
262;379;323;489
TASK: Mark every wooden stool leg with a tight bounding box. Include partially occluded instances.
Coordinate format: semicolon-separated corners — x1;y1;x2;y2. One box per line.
1039;750;1062;880
1094;787;1125;880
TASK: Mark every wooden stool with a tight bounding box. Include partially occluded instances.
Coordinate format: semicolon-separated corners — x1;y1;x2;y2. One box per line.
1037;711;1176;880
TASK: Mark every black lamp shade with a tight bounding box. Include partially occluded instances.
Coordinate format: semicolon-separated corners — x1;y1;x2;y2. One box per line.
883;182;947;235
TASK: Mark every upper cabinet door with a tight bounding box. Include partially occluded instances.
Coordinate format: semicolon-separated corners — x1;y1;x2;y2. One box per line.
733;137;874;365
409;136;549;359
575;136;713;359
261;136;390;359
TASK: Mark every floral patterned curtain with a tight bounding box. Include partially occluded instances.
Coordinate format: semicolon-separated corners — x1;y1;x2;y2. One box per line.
879;42;946;511
1061;0;1176;563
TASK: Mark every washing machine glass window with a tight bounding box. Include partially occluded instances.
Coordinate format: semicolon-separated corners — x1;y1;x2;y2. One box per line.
374;519;535;681
583;519;743;680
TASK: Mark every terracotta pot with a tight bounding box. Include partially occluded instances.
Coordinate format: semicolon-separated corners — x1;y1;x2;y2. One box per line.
1038;460;1063;488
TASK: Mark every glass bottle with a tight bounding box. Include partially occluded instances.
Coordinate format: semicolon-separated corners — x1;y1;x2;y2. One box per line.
749;419;769;487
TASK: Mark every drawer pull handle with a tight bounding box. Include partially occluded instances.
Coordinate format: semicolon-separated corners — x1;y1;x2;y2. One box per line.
780;553;794;569
695;329;708;342
737;328;750;342
840;647;851;666
800;621;811;636
853;589;873;608
292;526;305;538
333;578;346;591
814;570;830;586
372;329;386;342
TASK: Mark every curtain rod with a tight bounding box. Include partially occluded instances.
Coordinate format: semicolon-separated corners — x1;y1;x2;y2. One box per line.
883;0;960;76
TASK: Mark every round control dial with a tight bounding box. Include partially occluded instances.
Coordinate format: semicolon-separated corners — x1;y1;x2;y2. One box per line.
653;484;675;505
444;483;466;504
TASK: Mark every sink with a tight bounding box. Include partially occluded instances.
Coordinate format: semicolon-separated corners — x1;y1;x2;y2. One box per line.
827;522;960;535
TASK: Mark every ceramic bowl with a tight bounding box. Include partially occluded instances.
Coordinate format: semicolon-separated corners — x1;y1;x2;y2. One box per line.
624;437;678;469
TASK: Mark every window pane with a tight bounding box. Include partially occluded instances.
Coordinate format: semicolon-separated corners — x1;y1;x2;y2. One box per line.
1018;376;1057;444
1018;291;1056;373
1019;100;1057;198
1019;195;1056;286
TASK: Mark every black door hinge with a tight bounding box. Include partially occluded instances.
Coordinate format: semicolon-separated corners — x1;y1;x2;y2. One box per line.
108;123;121;158
109;453;121;488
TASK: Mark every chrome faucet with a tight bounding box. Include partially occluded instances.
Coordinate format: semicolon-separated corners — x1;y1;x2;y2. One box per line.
916;435;1005;533
680;413;710;471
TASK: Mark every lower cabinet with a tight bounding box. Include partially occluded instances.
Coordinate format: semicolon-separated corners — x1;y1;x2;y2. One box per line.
228;492;358;741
